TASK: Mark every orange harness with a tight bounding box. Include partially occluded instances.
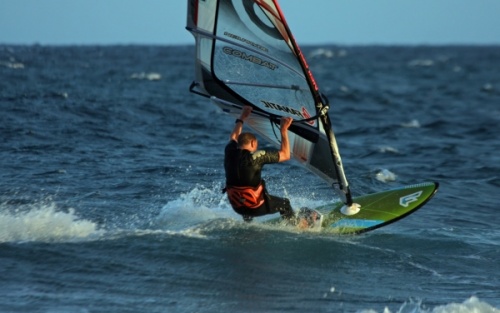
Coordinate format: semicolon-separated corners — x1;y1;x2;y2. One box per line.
224;184;265;209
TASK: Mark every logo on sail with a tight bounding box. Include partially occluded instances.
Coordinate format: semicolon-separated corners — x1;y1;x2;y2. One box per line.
223;32;268;52
261;100;305;119
301;107;315;125
399;191;423;207
222;47;277;70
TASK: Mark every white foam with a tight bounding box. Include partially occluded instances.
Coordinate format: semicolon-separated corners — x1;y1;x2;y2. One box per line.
433;296;499;313
358;297;498;313
0;60;25;69
130;72;161;81
408;59;435;67
0;202;100;243
155;185;234;230
378;146;400;154
375;168;397;183
154;185;329;233
401;119;421;128
308;48;334;59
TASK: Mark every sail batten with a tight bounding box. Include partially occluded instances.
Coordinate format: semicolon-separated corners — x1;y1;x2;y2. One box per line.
187;0;352;204
224;81;306;91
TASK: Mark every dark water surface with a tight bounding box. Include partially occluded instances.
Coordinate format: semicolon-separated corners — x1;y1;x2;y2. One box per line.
1;45;499;312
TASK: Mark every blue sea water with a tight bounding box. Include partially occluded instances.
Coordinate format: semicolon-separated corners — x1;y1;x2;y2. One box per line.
0;44;499;313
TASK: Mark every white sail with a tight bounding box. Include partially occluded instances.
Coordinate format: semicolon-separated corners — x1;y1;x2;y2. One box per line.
186;0;353;205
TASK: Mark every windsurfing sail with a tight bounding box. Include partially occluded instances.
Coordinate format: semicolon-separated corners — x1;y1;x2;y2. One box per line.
186;0;353;205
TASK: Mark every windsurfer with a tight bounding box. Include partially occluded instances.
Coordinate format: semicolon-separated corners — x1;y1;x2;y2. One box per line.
223;106;296;223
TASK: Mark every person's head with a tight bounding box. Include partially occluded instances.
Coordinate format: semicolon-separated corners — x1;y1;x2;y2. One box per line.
238;132;258;151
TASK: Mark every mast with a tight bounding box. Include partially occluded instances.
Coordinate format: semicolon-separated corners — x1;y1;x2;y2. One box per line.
272;0;353;205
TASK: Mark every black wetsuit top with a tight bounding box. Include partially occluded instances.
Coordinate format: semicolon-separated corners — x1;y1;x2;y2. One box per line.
224;140;279;187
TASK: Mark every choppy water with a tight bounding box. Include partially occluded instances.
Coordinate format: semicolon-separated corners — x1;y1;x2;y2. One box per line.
0;45;499;312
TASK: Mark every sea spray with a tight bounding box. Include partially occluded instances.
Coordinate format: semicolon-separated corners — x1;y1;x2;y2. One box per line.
0;201;100;243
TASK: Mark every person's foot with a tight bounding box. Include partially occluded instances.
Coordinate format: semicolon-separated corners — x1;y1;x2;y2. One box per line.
297;208;323;229
297;217;310;229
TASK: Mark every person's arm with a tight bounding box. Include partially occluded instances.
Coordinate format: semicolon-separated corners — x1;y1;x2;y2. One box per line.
278;117;293;162
229;106;252;142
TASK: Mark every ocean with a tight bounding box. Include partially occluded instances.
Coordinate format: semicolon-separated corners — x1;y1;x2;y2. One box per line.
0;44;499;313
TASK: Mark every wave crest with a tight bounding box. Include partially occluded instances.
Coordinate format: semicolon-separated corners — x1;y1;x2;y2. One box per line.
0;201;100;243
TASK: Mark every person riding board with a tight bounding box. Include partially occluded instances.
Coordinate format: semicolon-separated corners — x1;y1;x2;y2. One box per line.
223;105;297;223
